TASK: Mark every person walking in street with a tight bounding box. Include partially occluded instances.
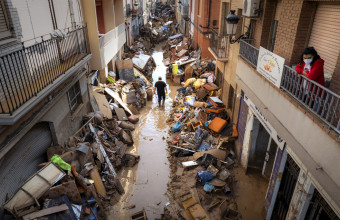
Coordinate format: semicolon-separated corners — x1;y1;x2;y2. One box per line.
154;76;167;106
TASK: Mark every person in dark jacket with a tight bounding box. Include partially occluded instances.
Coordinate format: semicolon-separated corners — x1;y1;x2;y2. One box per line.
154;76;167;106
295;47;325;86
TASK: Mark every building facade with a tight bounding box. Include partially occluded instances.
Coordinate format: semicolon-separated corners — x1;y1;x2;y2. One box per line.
210;0;340;219
189;0;221;58
0;0;91;216
81;0;126;82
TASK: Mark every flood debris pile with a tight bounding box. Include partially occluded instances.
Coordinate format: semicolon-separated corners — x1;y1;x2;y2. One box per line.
162;77;241;219
1;112;140;219
1;65;155;219
123;3;177;84
162;35;215;88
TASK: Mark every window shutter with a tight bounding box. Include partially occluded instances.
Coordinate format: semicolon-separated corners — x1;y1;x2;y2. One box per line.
309;4;340;76
0;0;11;39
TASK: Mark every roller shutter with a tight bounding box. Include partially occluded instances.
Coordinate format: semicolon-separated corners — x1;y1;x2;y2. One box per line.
0;122;52;211
0;1;11;39
308;4;340;76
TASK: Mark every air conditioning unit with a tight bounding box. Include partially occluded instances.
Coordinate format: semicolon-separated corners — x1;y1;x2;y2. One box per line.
243;0;260;17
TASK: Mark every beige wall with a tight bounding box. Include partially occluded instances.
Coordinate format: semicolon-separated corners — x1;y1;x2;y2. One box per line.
236;58;340;212
103;0;116;32
81;0;101;70
114;0;125;26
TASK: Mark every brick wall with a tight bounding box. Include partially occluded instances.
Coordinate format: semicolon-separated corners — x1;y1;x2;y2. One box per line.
329;54;340;94
290;1;316;65
273;0;304;65
194;0;221;58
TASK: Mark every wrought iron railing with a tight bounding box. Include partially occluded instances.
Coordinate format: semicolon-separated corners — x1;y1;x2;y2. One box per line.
281;66;340;133
209;31;228;59
239;40;340;134
0;26;89;115
239;39;258;67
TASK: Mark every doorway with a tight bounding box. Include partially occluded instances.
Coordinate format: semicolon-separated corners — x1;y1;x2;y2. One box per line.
247;117;278;180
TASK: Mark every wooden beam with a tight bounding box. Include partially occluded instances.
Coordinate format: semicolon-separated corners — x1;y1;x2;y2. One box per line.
22;204;69;220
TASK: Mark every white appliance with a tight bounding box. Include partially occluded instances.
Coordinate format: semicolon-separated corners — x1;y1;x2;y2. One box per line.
243;0;260;17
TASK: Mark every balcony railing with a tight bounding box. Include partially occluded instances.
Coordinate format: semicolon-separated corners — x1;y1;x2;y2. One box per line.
0;26;89;115
239;39;258;67
239;39;340;134
209;31;228;59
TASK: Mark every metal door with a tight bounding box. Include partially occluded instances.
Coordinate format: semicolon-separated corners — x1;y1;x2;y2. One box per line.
262;138;278;179
0;122;52;212
309;4;340;76
271;154;300;220
236;93;248;146
305;189;339;220
248;119;270;172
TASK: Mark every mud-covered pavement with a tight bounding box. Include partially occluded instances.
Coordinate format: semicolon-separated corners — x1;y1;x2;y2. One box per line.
110;43;179;219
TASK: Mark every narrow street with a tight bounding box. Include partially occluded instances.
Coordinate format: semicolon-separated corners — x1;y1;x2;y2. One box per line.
111;43;179;219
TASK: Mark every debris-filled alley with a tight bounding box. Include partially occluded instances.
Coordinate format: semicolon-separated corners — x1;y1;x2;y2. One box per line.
0;11;263;219
2;1;339;220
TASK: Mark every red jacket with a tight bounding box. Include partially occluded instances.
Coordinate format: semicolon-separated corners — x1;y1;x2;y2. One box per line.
295;58;325;86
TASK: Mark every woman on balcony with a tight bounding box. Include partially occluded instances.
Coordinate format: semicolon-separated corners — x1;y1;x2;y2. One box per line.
295;47;325;86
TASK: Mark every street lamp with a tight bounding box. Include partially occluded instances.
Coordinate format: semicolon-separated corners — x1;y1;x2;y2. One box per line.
225;10;239;35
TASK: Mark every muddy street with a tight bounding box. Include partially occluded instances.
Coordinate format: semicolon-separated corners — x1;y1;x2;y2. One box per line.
111;43;179;219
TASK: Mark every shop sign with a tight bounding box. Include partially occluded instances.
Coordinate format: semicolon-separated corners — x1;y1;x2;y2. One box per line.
244;94;285;149
257;47;285;88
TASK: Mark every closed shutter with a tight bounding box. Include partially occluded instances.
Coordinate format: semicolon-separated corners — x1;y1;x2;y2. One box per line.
0;0;11;39
308;4;340;75
0;123;52;211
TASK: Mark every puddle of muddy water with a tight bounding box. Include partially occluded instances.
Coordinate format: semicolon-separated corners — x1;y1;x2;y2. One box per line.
110;44;179;219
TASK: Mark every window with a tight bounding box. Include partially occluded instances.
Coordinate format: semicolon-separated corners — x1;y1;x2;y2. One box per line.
67;82;82;112
216;68;223;87
0;0;11;40
268;20;278;52
221;2;230;35
228;85;234;109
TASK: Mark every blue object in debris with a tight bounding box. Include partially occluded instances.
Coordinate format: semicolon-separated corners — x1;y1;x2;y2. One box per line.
172;121;182;133
197;170;215;183
203;183;215;192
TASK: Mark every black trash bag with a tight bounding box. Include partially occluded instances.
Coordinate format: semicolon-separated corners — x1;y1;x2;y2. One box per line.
173;148;194;157
196;153;216;168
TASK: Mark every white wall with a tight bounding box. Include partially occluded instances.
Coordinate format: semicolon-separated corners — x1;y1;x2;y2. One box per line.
12;0;54;43
240;110;254;168
10;0;83;46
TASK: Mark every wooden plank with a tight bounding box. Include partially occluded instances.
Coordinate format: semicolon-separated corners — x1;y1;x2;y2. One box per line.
115;108;128;121
89;123;125;194
93;92;112;119
90;168;107;197
105;88;133;115
22;204;69;220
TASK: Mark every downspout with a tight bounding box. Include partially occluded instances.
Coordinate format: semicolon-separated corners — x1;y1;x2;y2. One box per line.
201;0;211;28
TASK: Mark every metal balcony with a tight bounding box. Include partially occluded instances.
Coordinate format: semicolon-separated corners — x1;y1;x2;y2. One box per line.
239;39;340;134
0;26;90;115
209;31;228;61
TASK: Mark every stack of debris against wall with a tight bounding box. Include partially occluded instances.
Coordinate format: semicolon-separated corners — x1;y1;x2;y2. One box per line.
162;34;216;89
160;71;241;220
0;63;157;219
